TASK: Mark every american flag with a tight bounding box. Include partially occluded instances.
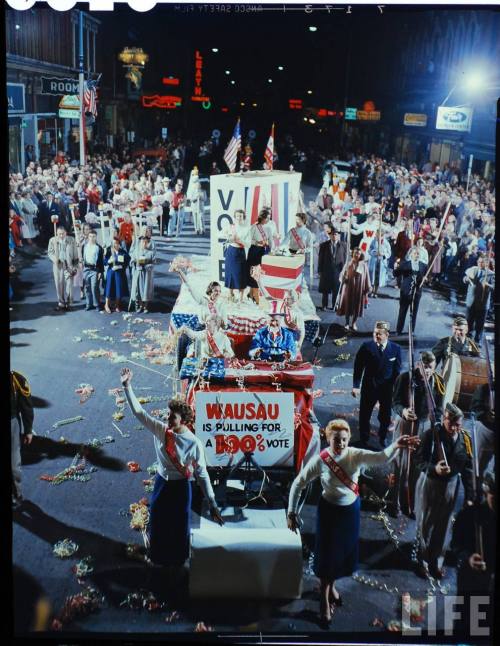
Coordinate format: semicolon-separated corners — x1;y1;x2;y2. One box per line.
179;357;225;380
223;119;241;173
170;312;319;344
84;78;98;118
264;123;274;170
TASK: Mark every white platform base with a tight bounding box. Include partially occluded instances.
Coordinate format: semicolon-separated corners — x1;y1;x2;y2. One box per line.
189;508;303;599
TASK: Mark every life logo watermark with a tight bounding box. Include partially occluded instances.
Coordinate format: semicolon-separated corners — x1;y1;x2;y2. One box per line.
401;593;492;637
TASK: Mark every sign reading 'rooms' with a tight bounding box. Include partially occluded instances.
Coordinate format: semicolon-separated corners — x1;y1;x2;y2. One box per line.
41;77;80;95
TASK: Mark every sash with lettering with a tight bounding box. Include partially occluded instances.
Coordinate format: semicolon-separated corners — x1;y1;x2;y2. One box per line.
164;427;192;478
290;227;305;251
256;223;268;246
206;331;223;357
206;298;217;317
319;448;359;496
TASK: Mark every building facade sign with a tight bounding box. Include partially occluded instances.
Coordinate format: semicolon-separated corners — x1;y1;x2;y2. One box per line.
436;106;473;132
7;83;25;114
41;77;79;95
404;113;427;127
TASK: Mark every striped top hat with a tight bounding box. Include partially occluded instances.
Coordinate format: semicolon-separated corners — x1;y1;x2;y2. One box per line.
269;300;285;316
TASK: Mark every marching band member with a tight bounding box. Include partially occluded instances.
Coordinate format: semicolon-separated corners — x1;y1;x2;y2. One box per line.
431;316;481;369
249;300;298;361
120;367;223;570
335;247;371;331
223;209;250;303
179;315;234;361
247;208;273;304
414;403;474;580
450;466;496;635
391;351;445;516
287;419;414;627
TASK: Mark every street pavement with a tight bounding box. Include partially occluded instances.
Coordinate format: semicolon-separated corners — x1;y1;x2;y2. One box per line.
10;191;487;637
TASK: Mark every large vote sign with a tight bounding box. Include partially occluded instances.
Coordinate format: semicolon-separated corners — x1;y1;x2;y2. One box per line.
195;391;295;467
209;170;302;282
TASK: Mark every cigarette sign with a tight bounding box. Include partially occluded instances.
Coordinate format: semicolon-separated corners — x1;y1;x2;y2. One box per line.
195;391;294;467
404;113;427;127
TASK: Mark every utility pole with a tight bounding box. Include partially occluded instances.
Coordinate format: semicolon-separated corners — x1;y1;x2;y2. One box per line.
79;10;85;165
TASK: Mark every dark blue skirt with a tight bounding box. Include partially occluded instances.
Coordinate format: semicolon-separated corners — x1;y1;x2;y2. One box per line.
224;246;247;289
105;267;129;299
313;495;360;581
247;244;270;287
148;475;192;566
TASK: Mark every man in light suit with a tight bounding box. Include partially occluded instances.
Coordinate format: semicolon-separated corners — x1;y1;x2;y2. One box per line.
249;301;298;362
47;226;79;311
463;254;494;344
352;320;402;449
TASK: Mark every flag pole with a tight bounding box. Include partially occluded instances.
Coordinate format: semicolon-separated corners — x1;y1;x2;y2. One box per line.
78;10;85;166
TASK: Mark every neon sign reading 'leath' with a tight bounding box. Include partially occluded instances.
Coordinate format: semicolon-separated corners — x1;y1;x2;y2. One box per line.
192;50;210;102
142;95;182;109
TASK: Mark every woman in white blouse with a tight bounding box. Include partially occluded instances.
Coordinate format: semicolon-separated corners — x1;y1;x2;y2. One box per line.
287;419;415;627
121;367;223;569
180;315;234;361
223;209;251;303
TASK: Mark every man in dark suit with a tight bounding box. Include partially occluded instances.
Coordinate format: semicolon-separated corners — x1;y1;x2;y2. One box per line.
317;225;347;310
393;246;427;335
38;191;61;245
352;321;402;449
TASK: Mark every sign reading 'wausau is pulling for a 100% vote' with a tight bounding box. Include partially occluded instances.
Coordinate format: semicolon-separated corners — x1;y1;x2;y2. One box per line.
195;391;295;468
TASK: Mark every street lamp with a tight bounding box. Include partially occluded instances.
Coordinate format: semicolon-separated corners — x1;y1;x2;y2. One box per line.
441;69;489;106
309;26;317;32
278;66;284;71
212;48;219;53
225;70;231;75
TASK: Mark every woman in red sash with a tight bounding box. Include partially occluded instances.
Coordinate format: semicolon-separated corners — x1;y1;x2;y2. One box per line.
287;419;415;628
121;368;223;571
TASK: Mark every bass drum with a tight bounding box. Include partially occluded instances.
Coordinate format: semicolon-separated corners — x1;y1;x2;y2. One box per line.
442;353;488;413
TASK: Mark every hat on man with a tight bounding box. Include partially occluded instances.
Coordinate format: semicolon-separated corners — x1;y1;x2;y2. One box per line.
453;316;468;327
375;320;390;332
421;350;436;365
445;402;463;420
268;300;285;317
